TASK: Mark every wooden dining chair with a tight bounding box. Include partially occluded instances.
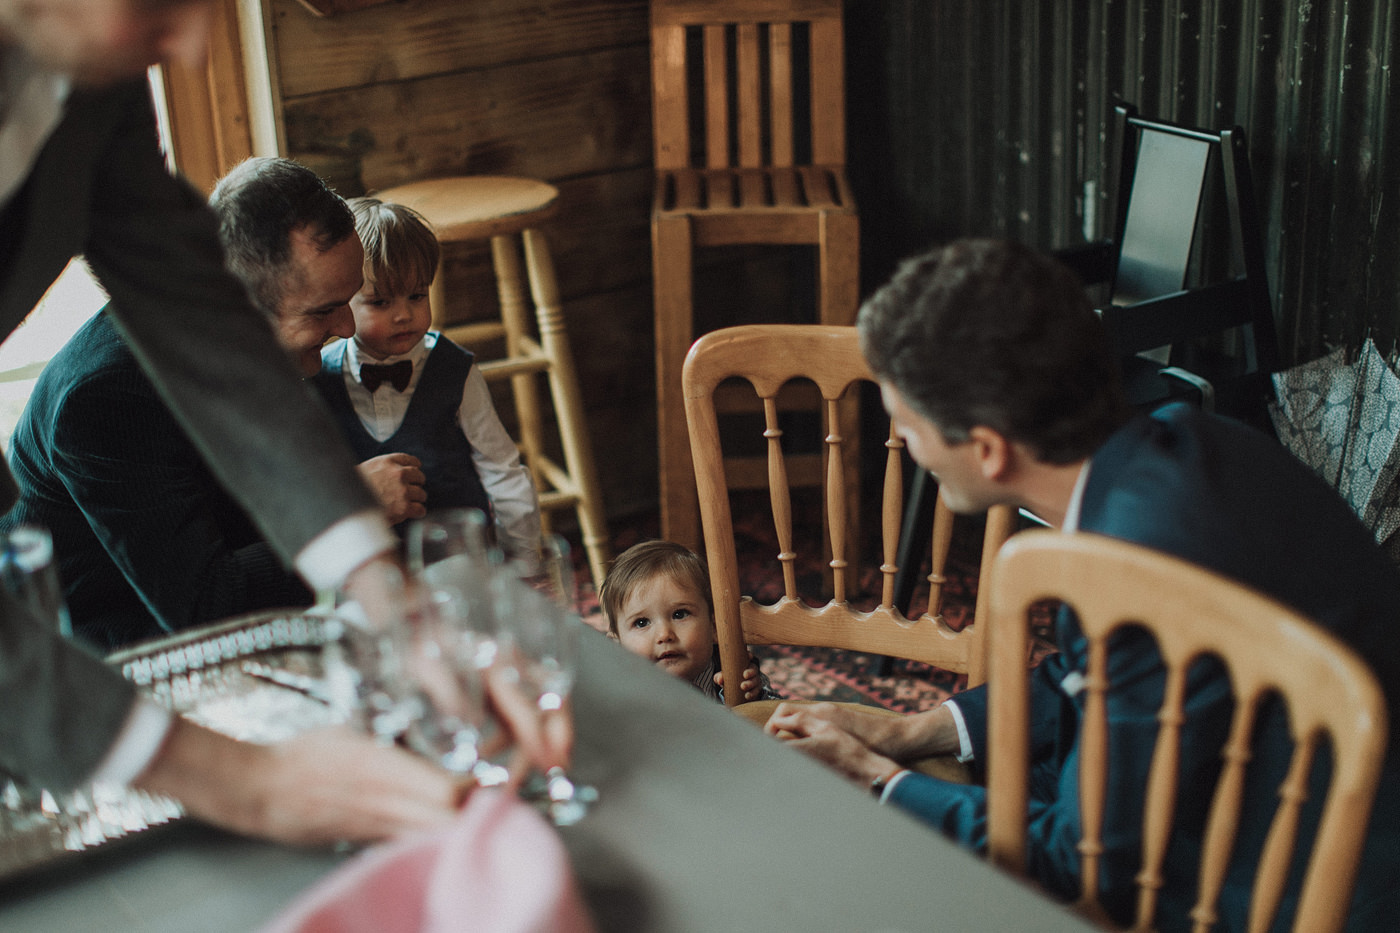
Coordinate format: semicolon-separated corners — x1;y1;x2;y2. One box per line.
985;531;1388;933
682;324;1017;708
652;0;860;550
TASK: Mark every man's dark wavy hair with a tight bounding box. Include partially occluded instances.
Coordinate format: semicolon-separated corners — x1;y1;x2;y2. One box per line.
857;238;1130;464
209;157;355;316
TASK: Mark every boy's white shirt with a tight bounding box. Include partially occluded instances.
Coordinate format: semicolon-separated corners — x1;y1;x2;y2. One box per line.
331;332;542;560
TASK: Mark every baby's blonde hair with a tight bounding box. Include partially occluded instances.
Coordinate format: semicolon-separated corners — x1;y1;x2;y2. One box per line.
348;197;439;298
599;540;713;636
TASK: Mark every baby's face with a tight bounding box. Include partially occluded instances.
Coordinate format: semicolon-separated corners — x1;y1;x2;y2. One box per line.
614;574;715;685
349;280;433;359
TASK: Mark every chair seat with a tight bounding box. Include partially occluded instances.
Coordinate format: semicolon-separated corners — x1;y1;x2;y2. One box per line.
373;176;558;241
655;165;855;214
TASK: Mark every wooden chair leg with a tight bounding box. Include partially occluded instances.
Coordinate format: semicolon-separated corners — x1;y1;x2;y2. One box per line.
522;228;612;589
818;211;860;328
653;213;700;549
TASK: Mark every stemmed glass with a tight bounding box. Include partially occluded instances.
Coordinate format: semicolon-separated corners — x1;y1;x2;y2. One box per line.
322;561;425;745
402;508;506;783
492;534;595;825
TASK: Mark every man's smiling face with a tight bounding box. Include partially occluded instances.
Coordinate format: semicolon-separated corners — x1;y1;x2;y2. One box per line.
270;226;362;376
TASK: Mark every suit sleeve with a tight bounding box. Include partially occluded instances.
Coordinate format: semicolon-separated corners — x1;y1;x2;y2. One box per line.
52;363;312;632
947;660;1066;762
77;82;379;566
0;591;136;790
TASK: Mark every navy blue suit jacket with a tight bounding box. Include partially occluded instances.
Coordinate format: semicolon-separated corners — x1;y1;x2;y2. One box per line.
887;404;1400;931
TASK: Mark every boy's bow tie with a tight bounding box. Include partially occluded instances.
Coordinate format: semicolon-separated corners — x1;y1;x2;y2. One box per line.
360;360;413;392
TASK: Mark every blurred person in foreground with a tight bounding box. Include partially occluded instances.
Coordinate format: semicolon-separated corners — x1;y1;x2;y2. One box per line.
0;0;566;847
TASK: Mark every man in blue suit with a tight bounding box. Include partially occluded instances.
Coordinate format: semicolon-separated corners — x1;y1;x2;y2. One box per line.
767;239;1400;931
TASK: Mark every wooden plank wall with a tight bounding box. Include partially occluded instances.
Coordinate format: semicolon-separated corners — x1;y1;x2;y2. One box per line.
267;0;658;520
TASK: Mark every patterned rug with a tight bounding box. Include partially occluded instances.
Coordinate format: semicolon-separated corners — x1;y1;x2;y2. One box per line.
574;493;1053;713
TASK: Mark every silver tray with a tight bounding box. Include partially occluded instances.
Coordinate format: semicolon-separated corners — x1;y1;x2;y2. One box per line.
0;609;342;882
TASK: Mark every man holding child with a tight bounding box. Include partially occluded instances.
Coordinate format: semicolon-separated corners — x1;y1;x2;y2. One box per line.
1;158;429;649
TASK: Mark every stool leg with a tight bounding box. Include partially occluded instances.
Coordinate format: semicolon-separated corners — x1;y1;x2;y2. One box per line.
522;228;612;589
429;255;450;331
491;234;549;534
653;213;699;548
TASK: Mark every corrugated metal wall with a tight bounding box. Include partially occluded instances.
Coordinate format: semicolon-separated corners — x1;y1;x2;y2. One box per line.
847;0;1399;364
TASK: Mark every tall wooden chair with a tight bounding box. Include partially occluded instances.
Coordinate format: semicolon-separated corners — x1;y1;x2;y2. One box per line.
652;0;860;550
371;176;611;587
683;324;1016;708
985;532;1388;933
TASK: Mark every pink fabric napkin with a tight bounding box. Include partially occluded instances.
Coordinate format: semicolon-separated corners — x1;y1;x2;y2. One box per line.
261;789;595;933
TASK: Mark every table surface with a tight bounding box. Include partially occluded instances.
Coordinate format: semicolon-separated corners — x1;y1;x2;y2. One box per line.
0;628;1096;932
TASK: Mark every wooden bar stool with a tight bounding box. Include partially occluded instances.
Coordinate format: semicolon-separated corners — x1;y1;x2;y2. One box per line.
372;176;611;588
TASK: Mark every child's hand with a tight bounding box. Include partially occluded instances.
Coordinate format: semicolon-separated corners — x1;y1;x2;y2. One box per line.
713;654;765;702
356;452;427;524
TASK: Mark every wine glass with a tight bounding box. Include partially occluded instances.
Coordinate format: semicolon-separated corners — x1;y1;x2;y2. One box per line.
322;563;425;745
493;534;595;825
407;509;501;665
403;509;507;783
399;586;492;776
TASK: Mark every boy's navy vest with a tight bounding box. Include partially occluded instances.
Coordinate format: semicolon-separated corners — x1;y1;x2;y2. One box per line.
313;338;492;522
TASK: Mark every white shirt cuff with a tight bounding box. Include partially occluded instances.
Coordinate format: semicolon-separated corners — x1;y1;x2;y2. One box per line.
89;697;173;787
878;768;913;804
293;510;398;593
944;699;976;762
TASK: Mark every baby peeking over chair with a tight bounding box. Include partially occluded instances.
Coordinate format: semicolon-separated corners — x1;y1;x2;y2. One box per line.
600;540;774;703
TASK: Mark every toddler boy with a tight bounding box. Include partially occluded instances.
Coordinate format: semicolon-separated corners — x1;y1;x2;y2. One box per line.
313;198;540;559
